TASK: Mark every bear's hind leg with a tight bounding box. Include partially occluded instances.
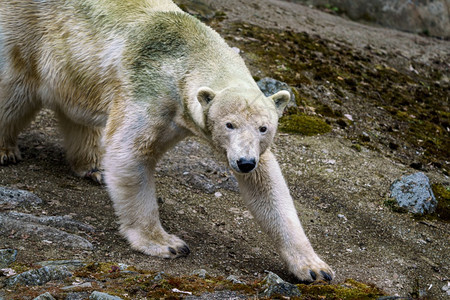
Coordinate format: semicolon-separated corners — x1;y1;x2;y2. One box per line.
56;111;104;183
0;84;41;165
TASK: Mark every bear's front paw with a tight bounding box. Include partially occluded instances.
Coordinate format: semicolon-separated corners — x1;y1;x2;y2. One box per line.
122;228;190;259
282;250;334;282
0;146;22;165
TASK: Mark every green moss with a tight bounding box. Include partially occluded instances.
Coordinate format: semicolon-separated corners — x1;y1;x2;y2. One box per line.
431;184;450;222
351;144;362;152
297;279;385;299
383;198;408;213
279;114;331;135
4;260;387;299
8;262;34;274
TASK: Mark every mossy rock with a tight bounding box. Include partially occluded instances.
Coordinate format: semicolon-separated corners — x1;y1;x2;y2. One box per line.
279;114;331;136
298;279;385;299
431;184;450;222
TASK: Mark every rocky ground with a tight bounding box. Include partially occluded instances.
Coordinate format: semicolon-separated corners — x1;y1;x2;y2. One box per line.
1;0;449;299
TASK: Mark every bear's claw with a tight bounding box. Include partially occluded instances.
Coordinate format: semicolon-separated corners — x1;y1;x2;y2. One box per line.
123;227;190;259
321;270;333;282
167;245;190;257
282;249;334;283
179;245;191;256
0;148;21;165
309;270;317;281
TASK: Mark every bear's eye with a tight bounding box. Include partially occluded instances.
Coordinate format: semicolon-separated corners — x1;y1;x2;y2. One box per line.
259;126;268;133
226;122;234;129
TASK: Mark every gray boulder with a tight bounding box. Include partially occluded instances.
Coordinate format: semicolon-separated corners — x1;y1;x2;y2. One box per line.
390;172;437;214
5;266;72;286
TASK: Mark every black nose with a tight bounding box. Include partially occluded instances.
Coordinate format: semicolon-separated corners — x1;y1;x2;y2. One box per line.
237;158;256;173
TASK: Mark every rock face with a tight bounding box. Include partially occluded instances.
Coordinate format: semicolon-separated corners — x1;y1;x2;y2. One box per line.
0;187;94;250
0;213;94;250
294;0;450;39
390;172;437;214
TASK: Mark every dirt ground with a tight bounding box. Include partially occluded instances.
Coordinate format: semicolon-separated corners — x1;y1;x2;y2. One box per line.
1;0;449;298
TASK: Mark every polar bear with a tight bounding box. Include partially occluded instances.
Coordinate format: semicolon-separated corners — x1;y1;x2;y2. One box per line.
0;0;333;281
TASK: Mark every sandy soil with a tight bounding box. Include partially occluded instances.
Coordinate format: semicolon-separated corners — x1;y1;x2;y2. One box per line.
1;0;449;298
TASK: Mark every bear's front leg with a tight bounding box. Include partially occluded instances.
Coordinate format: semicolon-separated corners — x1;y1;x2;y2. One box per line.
103;126;190;258
235;149;333;282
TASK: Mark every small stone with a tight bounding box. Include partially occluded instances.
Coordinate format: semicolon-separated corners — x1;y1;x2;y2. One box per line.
263;271;284;285
171;288;192;295
0;249;18;268
214;192;223;198
192;269;207;278
344;114;353;121
226;275;244;284
442;282;449;292
61;282;93;290
337;214;347;222
89;291;123;300
5;266;72;286
117;263;128;271
324;159;336;165
153;271;165;281
1;268;16;277
390;172;437;214
33;292;56;300
262;271;301;297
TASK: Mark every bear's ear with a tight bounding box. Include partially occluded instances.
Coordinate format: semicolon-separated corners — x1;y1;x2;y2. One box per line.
196;87;216;108
270;90;290;117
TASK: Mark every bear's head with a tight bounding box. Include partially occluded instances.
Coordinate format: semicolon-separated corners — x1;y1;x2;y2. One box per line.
194;86;290;173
